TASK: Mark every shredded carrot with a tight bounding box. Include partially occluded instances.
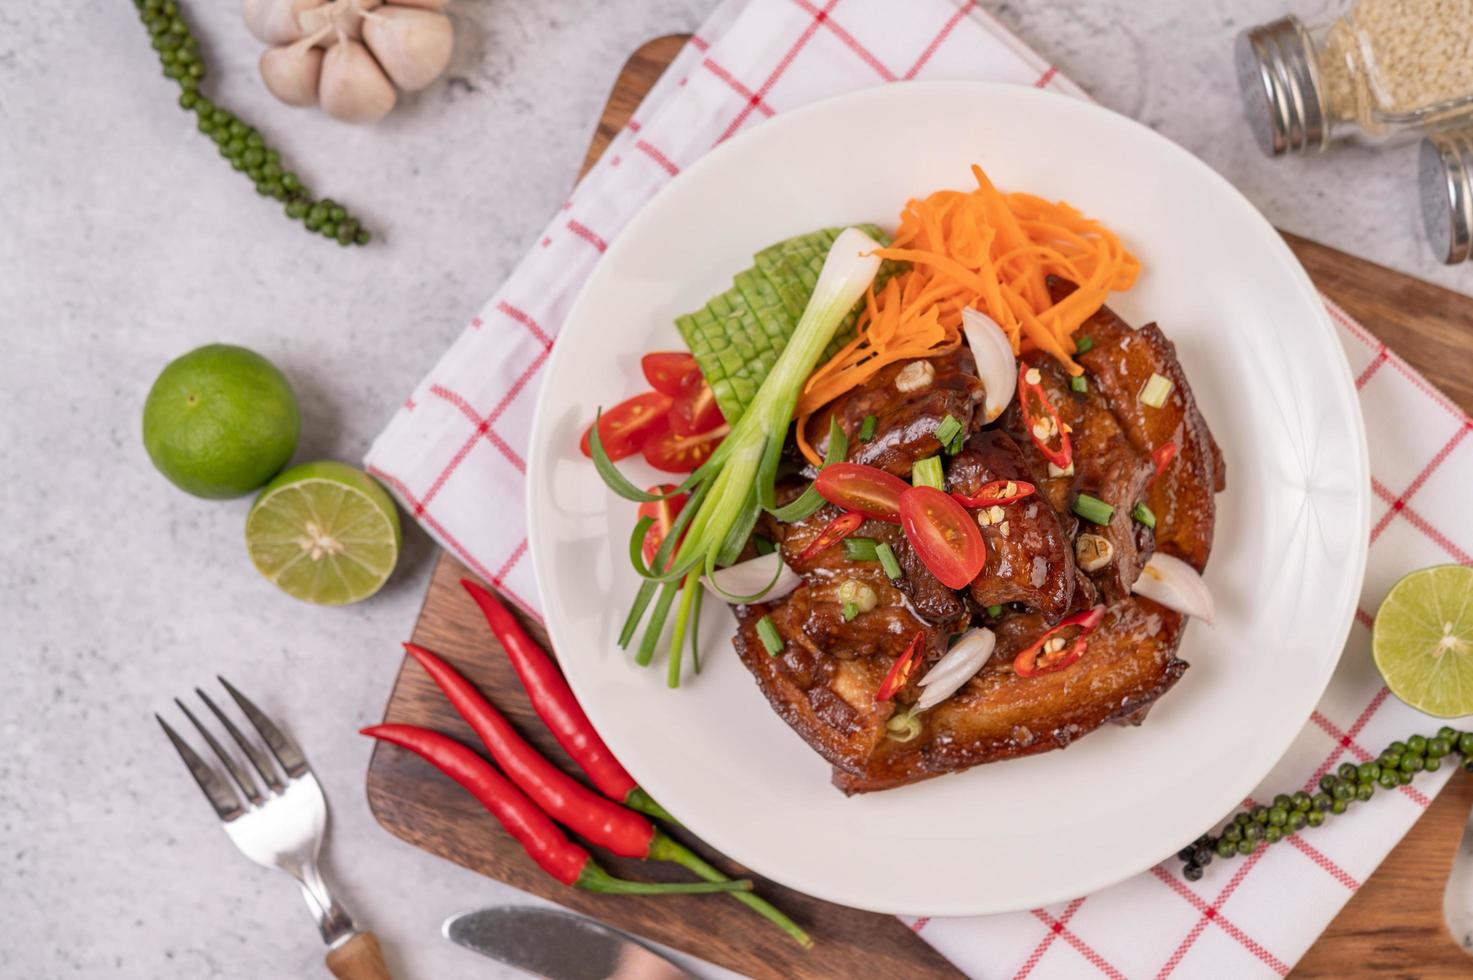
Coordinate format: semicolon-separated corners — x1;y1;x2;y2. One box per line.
791;163;1139;465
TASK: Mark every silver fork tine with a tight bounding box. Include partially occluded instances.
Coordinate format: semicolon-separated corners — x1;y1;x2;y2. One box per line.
218;675;309;778
157;714;246;821
197;689;285;794
176;698;265;805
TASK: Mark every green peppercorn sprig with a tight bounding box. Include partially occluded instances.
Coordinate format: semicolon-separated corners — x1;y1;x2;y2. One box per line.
132;0;372;246
1179;726;1471;880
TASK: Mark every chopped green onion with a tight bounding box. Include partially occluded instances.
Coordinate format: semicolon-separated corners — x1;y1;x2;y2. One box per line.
752;536;776;556
885;709;921;743
912;456;944;490
842;600;859;622
945;428;966;456
844;537;880;561
1075;336;1094;354
985;604;1003;617
934;415;962;447
756;615;783;656
876;541;903;580
1132;501;1157;528
1070;374;1088;394
1139;372;1174;408
1072;493;1115;526
858;414;877;442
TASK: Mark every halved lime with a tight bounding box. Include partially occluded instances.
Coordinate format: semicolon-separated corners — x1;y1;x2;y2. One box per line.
245;461;401;605
1373;565;1473;717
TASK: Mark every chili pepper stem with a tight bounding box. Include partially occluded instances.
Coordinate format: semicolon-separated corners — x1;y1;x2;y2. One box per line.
624;787;680;825
648;831;814;948
575;862;752;895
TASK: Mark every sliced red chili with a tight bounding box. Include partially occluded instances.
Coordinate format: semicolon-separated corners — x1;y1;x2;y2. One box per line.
1151;441;1178;481
877;631;927;701
797;512;864;562
1018;363;1072;470
952;479;1037;509
1013;605;1106;677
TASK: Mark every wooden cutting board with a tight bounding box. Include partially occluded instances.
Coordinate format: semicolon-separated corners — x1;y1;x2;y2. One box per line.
366;34;1473;979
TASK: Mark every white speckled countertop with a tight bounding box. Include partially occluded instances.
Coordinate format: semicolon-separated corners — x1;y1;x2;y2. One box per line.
2;1;1468;977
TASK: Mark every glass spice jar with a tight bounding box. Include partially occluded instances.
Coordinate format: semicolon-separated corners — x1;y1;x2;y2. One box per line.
1236;1;1473;155
1418;128;1473;262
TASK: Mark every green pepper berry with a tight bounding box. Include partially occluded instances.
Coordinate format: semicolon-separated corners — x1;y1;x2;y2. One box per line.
1437;725;1458;742
355;229;371;245
1313;792;1333;811
1429;737;1452;758
1252;806;1269;824
243;148;265;168
1408;735;1428;755
1237;838;1255;856
1402;754;1425;773
1461;733;1473;756
1223;824;1243;843
1357;762;1380;781
1234;812;1251;826
1318;774;1337;792
1332;781;1354;801
328;205;347;223
1243;823;1263;841
1399;769;1414;785
1337;762;1358;781
1306;809;1326;827
1330;799;1348;815
1356;782;1374;801
1287;810;1307;831
1380;751;1403;770
1217;838;1237;859
1291;791;1312;812
321;221;339;238
1425;755;1442;772
1267;807;1288;827
1264;826;1283;844
286;201;308;219
1379;770;1399;790
1272;793;1293;810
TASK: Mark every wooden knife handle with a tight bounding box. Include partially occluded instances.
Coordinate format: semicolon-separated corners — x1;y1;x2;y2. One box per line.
325;931;392;980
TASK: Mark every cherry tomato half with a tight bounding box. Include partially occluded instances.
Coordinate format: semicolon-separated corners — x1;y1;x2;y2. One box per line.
642;424;728;473
669;371;725;436
813;463;911;524
641;352;700;396
638;484;688;569
898;486;987;590
580;391;672;460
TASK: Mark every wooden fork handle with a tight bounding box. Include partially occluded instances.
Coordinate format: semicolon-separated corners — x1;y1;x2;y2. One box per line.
325;931;392;980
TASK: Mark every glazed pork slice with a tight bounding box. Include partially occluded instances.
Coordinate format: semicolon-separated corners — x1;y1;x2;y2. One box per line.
731;506;952;774
947;430;1076;620
832;596;1187;793
1003;353;1156;603
1051;277;1225;570
802;348;984;479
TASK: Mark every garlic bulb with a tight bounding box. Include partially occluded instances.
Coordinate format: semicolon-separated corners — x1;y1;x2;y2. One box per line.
260;43;324;107
362;7;453;92
246;0;454;123
243;0;318;44
320;41;397;124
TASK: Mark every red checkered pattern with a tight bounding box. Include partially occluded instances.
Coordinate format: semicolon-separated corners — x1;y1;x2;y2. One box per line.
365;2;1472;975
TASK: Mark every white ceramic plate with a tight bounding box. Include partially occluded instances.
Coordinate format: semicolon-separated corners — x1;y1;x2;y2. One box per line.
526;82;1368;916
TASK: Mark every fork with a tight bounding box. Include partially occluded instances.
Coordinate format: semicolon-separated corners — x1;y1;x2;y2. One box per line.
157;677;391;980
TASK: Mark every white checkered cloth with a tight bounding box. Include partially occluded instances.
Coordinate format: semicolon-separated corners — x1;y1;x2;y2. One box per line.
365;1;1473;975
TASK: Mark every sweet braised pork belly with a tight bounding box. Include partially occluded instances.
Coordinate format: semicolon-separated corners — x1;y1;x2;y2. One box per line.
729;291;1221;794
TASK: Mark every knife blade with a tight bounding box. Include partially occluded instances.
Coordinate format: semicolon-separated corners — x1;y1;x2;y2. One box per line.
443;906;694;980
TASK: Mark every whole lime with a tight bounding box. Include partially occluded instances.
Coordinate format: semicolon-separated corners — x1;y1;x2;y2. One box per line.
142;344;300;499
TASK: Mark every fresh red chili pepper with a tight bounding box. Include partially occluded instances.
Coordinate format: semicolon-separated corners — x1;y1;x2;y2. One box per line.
797;511;864;562
1151;441;1178;480
363;725;749;896
400;644;812;946
1018;363;1073;470
876;631;927;701
1013;605;1106;677
460;578;675;823
951;479;1037;509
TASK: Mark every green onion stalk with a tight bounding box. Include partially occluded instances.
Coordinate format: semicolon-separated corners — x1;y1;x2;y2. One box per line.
590;228;883;686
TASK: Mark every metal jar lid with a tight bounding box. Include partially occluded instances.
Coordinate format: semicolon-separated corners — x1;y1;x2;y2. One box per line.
1419;130;1473;264
1235;16;1330;156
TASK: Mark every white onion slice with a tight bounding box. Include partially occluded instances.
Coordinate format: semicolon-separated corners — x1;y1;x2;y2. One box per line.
1132;553;1216;624
915;627;996;711
962;307;1017;422
703;551;801;603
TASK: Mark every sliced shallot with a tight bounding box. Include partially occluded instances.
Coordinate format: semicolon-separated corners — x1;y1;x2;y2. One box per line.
704;551;801;603
915;627;996;711
962;307;1017;422
1132;552;1216;624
